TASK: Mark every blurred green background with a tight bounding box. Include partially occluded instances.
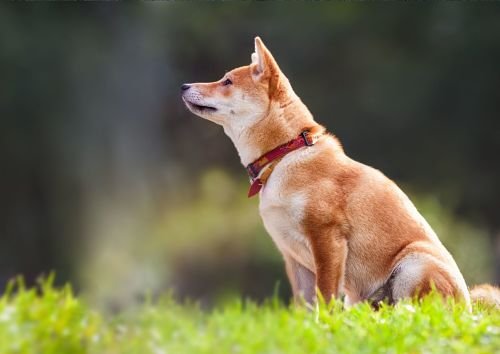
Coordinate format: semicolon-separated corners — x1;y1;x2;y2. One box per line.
1;3;499;309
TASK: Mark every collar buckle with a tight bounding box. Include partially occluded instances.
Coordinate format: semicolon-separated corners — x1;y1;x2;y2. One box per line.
246;164;258;179
301;131;315;146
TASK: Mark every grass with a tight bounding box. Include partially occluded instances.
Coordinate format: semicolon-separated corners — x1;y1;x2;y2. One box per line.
0;278;499;354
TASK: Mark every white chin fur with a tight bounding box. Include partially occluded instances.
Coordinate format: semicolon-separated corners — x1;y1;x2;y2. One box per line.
183;98;217;115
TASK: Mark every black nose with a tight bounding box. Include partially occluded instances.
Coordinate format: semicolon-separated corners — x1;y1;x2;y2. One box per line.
181;84;191;91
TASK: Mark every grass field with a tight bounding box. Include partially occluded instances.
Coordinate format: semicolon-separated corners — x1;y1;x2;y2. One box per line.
0;279;499;354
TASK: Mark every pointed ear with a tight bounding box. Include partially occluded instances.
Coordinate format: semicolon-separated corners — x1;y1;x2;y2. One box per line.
251;36;280;80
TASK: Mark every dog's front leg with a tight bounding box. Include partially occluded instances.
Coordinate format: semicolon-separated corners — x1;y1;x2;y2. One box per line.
310;229;348;303
283;253;315;304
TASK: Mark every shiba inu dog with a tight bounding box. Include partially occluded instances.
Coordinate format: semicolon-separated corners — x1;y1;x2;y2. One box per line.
182;37;499;308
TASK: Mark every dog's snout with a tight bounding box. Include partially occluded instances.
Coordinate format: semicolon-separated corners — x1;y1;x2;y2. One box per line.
181;84;191;91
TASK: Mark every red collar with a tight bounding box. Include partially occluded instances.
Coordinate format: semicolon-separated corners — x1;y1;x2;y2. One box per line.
246;128;324;197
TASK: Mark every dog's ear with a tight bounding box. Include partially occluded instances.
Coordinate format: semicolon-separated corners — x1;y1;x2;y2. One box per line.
251;37;279;76
251;37;281;96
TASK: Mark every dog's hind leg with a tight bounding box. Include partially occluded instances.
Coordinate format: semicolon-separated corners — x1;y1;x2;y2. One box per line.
389;253;469;307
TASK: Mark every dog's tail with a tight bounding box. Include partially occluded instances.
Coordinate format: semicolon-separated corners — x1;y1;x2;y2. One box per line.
470;284;500;309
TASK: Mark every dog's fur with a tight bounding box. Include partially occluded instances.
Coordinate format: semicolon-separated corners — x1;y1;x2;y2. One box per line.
182;37;499;308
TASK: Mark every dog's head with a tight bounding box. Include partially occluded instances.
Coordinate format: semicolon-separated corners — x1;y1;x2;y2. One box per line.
181;37;286;129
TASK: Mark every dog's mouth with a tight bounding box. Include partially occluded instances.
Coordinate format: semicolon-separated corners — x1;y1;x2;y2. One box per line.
183;98;217;113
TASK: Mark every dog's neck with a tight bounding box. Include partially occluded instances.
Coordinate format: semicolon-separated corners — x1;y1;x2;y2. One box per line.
223;88;318;166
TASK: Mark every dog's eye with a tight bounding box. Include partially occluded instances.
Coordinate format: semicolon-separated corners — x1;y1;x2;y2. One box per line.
222;78;232;86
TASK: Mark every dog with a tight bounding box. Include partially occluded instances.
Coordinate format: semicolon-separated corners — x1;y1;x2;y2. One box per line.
182;37;499;309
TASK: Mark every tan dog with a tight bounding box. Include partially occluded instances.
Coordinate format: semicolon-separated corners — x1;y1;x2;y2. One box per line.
182;37;499;308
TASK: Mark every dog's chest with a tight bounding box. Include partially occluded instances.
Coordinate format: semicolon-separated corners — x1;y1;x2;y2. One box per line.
258;187;315;272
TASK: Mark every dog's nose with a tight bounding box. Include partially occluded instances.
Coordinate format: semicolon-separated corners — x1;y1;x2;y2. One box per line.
181;84;191;91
